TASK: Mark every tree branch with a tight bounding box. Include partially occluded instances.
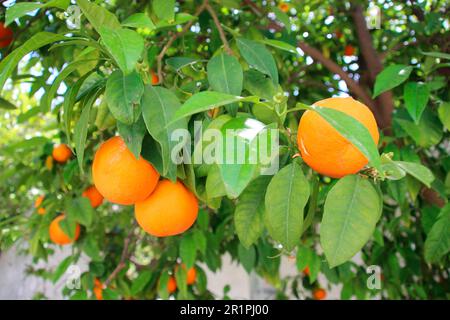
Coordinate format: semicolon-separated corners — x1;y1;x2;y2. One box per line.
205;3;233;55
155;0;208;84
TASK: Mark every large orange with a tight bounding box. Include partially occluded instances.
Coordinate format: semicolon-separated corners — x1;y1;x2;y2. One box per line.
49;214;80;245
82;185;104;208
34;195;46;215
135;180;198;237
0;22;13;48
92;136;159;205
297;97;379;178
52;144;72;163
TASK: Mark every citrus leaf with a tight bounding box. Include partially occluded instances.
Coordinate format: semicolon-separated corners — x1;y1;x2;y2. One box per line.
238;244;256;274
65;197;94;227
122;13;155;30
320;175;381;268
0;97;16;110
141;85;187;180
105;70;144;125
404;82;430;124
77;0;121;33
52;255;74;283
130;270;153;295
236;38;279;84
117;116;147;159
424;204;450;264
180;233;196;269
152;0;175;21
5;0;70;26
265;161;310;252
235;175;271;247
258;39;297;54
438;101;450;130
373;64;412;98
394;161;434;188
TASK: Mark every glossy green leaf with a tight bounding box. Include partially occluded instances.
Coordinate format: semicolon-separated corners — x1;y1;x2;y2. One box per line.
180;233;196;269
207;53;243;116
78;0;120;33
122;13;155;30
238;244;256;274
396;110;443;148
65;197;94;228
5;0;69;26
264;162;310;252
99;27;144;74
234;175;271;247
0;32;67;92
166;57;200;71
152;0;175;21
373;65;413;98
320;175;381;268
141;86;187;180
404;82;430;124
117;116;147;159
51;255;74;283
394;161;434;188
259;39;297;54
424;204;450;263
171;91;258;123
130;270;153;295
438;101;450;130
243;70;277;101
236;38;279;84
105;70;144;125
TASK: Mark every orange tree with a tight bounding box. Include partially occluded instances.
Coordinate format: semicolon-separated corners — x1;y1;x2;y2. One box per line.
0;0;449;300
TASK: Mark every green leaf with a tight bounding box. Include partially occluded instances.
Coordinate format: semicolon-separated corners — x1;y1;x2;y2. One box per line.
152;0;175;21
296;246;312;271
180;233;196;269
420;51;450;60
99;27;144;74
309;105;381;173
272;7;291;33
166;57;200;71
264;162;310;252
258;39;297;54
157;272;170;299
0;32;67;92
236;38;279;84
235;176;271;247
155;13;196;28
395;110;443;148
207;53;243;116
117;116;147;159
52;255;74;283
171;91;258;123
404;82;430;124
320;175;381;267
130;270;153;295
66;197;94;227
393;161;434;188
122;13;155;30
74;89;99;173
373;65;413;98
438;101;450;130
205;165;227;199
243;70;277;101
0;97;16;110
5;0;70;26
141;86;187;180
238;244;256;274
105;70;144;125
77;0;121;33
424;204;450;263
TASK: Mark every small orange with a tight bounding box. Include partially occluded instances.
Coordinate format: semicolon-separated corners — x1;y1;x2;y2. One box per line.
297;97;379;178
93;278;103;300
278;3;289;13
34;195;46;215
92;136;159;205
151;72;159;85
344;44;355;56
52;144;72;163
303;266;310;276
49;214;80;245
313;288;327;300
175;264;197;285
45;155;53;170
167;276;177;294
82;185;104;208
135;180;198;237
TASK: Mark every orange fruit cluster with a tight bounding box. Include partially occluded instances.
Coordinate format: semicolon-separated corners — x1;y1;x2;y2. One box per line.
166;265;197;294
297;97;379;178
92;136;198;237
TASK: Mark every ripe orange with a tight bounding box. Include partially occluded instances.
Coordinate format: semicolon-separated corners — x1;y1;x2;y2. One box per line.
49;214;80;245
82;185;104;208
303;266;310;277
175;264;197;285
135;180;198;237
344;44;355;56
151;72;159;85
0;22;13;48
313;288;327;300
34;195;46;215
278;3;289;13
297;97;379;178
52;144;72;163
93;278;103;300
167;276;177;294
92;136;159;205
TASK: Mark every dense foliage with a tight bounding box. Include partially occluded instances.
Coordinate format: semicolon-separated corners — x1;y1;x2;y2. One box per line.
0;0;449;300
